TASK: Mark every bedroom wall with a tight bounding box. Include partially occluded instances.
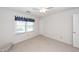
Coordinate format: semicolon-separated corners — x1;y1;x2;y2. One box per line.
0;8;39;48
39;8;79;44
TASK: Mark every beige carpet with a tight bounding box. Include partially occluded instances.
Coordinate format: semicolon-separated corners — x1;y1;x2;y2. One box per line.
9;35;79;52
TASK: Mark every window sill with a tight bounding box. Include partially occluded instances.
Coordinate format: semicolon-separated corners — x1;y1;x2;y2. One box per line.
15;31;34;35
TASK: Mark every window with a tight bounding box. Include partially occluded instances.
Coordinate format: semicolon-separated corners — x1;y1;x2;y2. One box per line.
16;21;26;33
26;22;34;32
15;16;35;34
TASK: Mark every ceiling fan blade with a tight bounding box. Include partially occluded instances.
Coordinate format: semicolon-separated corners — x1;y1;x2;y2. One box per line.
47;7;53;9
32;8;40;10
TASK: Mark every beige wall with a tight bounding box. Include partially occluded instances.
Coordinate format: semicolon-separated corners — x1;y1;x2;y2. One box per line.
39;8;79;44
0;8;39;48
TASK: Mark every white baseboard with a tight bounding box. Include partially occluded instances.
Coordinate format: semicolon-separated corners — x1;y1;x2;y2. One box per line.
41;34;72;45
13;34;39;45
0;43;13;52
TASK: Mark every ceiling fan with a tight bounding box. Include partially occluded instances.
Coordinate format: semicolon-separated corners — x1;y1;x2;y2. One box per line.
32;7;53;13
25;7;53;16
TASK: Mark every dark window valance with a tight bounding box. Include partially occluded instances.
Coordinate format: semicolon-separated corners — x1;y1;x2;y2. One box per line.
15;16;35;22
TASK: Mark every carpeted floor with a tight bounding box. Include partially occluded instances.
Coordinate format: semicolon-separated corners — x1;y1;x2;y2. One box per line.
9;35;79;52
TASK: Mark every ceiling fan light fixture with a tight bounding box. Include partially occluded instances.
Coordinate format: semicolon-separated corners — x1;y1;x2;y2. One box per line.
40;8;47;13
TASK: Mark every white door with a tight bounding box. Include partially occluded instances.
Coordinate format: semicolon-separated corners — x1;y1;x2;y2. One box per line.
73;14;79;48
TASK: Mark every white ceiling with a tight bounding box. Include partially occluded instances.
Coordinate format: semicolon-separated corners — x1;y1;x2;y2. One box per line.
7;7;76;18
